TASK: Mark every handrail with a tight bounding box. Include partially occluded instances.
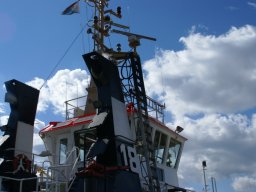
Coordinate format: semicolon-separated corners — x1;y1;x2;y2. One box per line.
65;146;78;164
67;148;81;191
46;164;72;191
45;146;81;192
65;95;87;119
64;94;165;122
0;175;39;192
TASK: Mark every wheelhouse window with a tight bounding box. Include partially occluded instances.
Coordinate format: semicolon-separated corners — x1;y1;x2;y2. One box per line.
59;138;68;164
74;129;96;162
154;130;167;164
166;138;181;168
74;132;86;161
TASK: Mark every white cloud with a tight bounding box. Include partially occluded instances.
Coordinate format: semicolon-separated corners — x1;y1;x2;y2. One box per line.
144;25;256;120
178;113;256;184
248;1;256;9
33;133;45;153
2;23;255;191
26;69;90;163
227;6;239;11
232;176;256;192
34;119;46;132
0;115;8;126
1;69;90;164
143;25;256;190
33;119;46;150
27;69;90;116
0;103;5;114
189;25;208;35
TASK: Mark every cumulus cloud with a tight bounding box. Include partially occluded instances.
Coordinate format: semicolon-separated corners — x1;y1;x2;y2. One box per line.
27;69;90;116
27;69;90;161
0;115;8;126
0;103;5;114
1;69;90;159
25;69;90;154
33;119;46;155
178;114;256;184
0;115;8;136
2;23;256;191
144;25;256;120
143;25;256;190
232;176;256;192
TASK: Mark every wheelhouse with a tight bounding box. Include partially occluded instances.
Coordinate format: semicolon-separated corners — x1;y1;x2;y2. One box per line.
39;95;187;190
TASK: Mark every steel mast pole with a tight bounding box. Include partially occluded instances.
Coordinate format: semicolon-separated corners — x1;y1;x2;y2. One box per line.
202;161;208;192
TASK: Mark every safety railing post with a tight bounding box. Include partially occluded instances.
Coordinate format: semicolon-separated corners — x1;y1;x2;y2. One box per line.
36;178;39;192
19;179;23;192
0;177;2;191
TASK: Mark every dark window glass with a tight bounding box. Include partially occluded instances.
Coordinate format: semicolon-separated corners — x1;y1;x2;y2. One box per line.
166;138;181;168
154;130;167;164
59;138;68;164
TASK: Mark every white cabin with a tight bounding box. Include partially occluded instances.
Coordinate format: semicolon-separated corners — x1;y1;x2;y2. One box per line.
39;95;187;191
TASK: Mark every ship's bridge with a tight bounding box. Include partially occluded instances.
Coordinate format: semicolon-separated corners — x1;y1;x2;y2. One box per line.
49;94;186;171
39;93;187;190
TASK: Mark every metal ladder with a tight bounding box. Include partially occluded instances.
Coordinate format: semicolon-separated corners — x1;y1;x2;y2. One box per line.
130;53;161;192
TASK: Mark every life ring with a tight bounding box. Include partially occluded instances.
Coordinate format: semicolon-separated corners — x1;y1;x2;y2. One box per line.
13;154;31;173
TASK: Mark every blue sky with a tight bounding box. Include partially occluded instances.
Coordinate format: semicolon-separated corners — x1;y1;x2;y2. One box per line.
1;1;256;192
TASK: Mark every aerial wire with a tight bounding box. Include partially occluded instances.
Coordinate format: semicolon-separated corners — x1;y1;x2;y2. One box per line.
80;8;86;53
81;23;86;53
107;36;112;50
155;45;166;98
85;1;92;52
39;24;87;90
126;4;131;32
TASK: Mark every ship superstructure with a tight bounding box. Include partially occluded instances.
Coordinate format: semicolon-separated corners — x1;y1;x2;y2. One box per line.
1;0;192;191
39;1;190;191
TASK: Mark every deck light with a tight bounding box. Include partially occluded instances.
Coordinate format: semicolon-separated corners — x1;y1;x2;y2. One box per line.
175;126;184;133
202;160;207;168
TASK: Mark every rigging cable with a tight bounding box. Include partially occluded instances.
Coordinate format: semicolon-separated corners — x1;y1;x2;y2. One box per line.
126;5;131;32
107;36;112;50
39;24;87;90
85;1;93;52
81;23;86;53
80;9;86;53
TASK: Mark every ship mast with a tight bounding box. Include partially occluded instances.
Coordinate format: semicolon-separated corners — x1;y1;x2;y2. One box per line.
88;0;155;54
85;1;161;191
93;0;106;52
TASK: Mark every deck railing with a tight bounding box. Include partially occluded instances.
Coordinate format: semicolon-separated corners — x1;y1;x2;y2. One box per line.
64;94;165;122
0;176;39;192
45;146;81;192
64;95;87;120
